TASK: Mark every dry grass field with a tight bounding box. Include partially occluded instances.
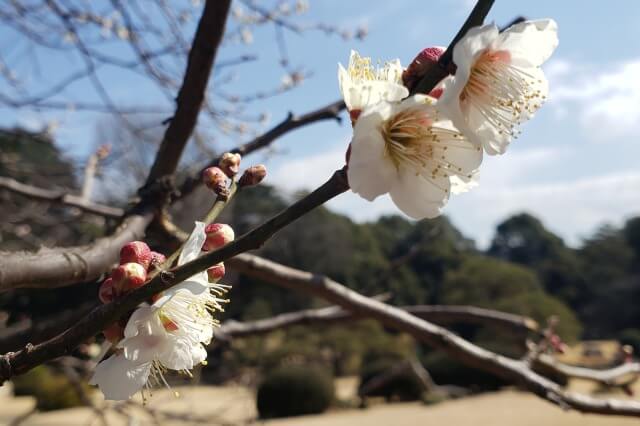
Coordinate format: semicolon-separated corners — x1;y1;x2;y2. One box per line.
1;378;638;426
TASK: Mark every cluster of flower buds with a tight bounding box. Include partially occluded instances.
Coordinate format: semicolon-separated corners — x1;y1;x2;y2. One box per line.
202;152;267;196
97;241;168;342
201;223;235;283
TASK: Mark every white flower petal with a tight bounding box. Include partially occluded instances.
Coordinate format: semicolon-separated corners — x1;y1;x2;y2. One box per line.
452;24;499;72
123;306;162;338
122;334;167;363
498;19;558;67
90;354;151;401
178;221;206;265
450;173;479;195
156;335;194;370
169;271;210;295
190;344;208;366
348;104;397;201
389;170;451;219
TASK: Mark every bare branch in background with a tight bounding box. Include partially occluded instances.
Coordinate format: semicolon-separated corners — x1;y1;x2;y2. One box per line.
144;0;232;185
215;303;538;341
0;176;123;218
177;99;345;199
0;169;350;382
226;253;640;417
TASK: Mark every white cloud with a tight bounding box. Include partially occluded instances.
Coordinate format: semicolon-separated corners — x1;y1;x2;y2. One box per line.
448;169;640;248
269;146;345;192
549;58;640;141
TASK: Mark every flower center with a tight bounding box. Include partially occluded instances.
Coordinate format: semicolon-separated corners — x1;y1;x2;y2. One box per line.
461;49;546;138
348;52;401;83
381;106;474;183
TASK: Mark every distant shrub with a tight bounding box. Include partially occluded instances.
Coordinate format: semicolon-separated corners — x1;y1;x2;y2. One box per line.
358;351;425;402
12;366;86;411
256;365;334;419
422;352;505;391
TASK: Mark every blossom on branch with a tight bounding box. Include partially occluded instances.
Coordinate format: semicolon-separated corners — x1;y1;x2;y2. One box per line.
338;50;409;123
439;19;558;155
90;222;229;400
347;95;482;219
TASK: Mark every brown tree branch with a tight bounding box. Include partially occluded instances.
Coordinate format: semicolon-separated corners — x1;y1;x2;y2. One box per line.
215;303;538;340
144;0;232;186
0;212;153;291
0;176;124;218
0;0;234;292
0;302;97;353
176;99;345;200
0;168;349;383
535;354;640;388
411;0;495;95
224;253;640;417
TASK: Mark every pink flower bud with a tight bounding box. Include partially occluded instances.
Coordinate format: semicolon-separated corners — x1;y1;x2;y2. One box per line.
207;262;226;283
402;46;446;93
120;241;152;269
202;166;228;194
238;164;267;187
111;262;147;293
103;322;124;344
219;152;241;178
202;223;235;251
98;278;115;304
148;251;167;272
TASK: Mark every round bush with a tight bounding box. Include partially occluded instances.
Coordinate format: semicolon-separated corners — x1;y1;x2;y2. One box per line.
358;359;425;402
256;365;334;419
12;366;86;411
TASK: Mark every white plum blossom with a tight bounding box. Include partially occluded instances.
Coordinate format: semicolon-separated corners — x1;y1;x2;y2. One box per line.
338;50;408;120
347;95;482;219
439;19;558;155
90;223;229;400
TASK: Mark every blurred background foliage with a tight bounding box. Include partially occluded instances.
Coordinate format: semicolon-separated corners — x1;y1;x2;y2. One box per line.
1;129;639;407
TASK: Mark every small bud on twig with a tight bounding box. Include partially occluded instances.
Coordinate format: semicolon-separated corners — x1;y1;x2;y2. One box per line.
120;241;152;269
219;152;241;178
98;278;115;304
111;262;147;293
202;166;228;196
203;223;235;251
402;46;446;95
207;262;226;283
148;251;167;273
238;164;267;187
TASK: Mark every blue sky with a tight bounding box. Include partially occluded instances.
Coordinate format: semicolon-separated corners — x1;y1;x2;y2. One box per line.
1;0;640;247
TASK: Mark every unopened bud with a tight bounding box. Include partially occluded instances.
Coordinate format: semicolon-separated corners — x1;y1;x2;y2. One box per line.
98;278;115;303
203;223;235;251
103;322;124;344
402;46;445;93
120;241;152;269
111;262;147;293
202;166;228;195
219;152;241;178
207;262;226;283
238;164;267;187
148;251;167;272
